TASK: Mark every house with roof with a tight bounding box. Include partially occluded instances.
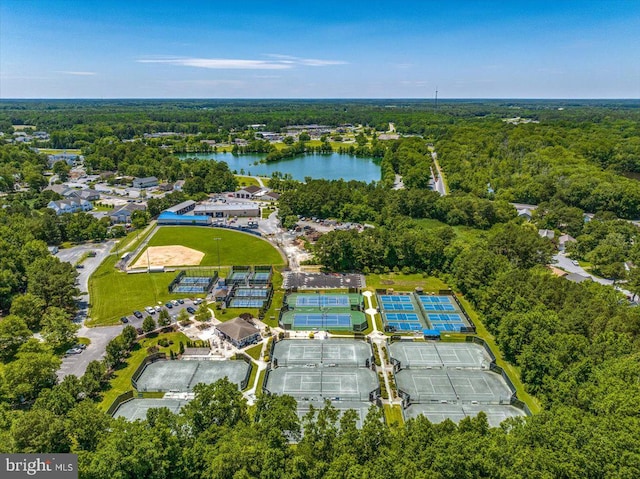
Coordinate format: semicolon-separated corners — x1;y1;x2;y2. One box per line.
132;176;158;189
517;208;533;221
558;234;577;252
234;185;263;199
214;317;261;348
47;199;93;215
109;203;147;224
63;188;100;201
261;191;280;201
164;200;196;215
538;229;555;240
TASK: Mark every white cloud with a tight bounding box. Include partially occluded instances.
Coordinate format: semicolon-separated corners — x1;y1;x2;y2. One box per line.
57;71;96;76
138;55;347;70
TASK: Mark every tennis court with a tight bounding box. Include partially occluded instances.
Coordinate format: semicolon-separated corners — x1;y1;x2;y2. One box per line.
229;299;265;308
403;403;525;427
293;313;352;328
390;342;489;369
422;303;456;311
386;322;423;331
235;287;269;297
180;277;211;285
385;312;420;321
113;398;189;421
272;339;372;367
253;272;271;281
135;359;250;392
418;295;452;304
266;367;378;401
382;302;416;311
286;293;363;309
229;272;249;281
380;295;412;302
395;369;512;403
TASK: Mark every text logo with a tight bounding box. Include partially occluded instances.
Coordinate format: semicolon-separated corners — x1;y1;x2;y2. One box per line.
1;455;77;478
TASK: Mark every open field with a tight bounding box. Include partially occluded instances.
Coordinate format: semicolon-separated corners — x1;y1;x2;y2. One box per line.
131;245;204;268
37;147;82;155
100;331;189;410
88;255;178;326
141;227;285;266
365;273;449;292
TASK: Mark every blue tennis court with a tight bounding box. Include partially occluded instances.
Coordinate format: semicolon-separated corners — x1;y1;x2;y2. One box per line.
293;313;352;328
295;295;350;307
235;288;269;297
382;302;415;311
386;312;420;322
422;304;456;312
229;272;249;280
181;277;211;284
380;295;412;302
174;286;207;293
419;296;452;304
229;299;265;308
428;313;464;322
430;322;465;332
387;321;423;331
254;272;270;281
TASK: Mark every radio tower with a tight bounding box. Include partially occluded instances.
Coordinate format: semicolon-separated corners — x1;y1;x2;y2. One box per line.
435;87;438;110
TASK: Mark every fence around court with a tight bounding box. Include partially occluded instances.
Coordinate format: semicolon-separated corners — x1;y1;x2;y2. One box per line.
106;390;135;416
131;352;168;390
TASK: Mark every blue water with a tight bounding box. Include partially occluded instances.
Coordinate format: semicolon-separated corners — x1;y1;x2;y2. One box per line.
178;152;380;182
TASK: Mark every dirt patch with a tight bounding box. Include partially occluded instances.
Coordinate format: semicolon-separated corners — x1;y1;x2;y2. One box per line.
380;280;395;285
132;245;204;268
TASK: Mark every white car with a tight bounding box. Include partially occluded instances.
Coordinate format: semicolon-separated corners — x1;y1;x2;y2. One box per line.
154;305;162;312
572;260;580;266
145;306;155;314
171;300;179;306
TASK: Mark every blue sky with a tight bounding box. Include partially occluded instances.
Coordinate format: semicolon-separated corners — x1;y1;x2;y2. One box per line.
1;1;638;98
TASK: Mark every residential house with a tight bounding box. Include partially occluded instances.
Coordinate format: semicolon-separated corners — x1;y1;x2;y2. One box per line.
558;234;577;252
47;199;93;215
517;208;533;221
538;229;555;240
64;188;100;201
260;191;280;201
109;203;147;224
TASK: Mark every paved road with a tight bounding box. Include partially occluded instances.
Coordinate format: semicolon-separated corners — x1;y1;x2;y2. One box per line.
431;152;447;196
553;253;631;296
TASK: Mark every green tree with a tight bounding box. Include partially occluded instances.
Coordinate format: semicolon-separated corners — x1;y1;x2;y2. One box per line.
157;308;171;327
195;302;211;322
0;315;32;361
182;378;248;434
66;401;111;452
26;256;78;310
41;307;79;349
82;360;107;398
9;293;46;330
3;351;60;403
121;325;138;349
142;315;156;333
11;409;70;453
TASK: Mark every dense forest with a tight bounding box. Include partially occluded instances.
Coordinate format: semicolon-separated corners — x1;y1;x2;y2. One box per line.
1;100;640;477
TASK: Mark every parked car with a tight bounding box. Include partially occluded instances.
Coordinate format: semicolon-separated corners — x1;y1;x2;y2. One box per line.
65;348;82;355
154;305;162;312
572;260;580;266
120;316;129;323
75;264;84;269
165;302;173;309
193;298;203;305
73;343;87;350
145;306;155;314
171;300;179;306
186;306;196;314
177;299;185;304
133;310;143;319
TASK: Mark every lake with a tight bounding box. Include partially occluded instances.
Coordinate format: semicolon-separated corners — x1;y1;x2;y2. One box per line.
178;152;380;182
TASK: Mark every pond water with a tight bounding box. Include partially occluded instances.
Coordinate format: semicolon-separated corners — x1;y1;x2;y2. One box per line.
178;152;380;182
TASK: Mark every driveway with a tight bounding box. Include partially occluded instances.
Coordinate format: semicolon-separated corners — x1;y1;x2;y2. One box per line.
553;253;631;296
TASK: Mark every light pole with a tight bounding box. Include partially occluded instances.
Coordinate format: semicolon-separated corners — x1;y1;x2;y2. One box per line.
213;237;221;274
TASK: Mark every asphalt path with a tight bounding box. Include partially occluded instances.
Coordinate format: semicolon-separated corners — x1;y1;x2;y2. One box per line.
553;253;631;296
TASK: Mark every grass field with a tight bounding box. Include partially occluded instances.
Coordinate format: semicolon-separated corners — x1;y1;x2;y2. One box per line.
235;175;261;187
383;404;404;427
100;331;188;410
365;273;449;292
88;255;178;326
245;343;264;361
139;226;285;267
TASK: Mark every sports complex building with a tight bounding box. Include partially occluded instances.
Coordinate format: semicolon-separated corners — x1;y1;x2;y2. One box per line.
377;291;475;335
279;292;367;332
390;341;528;427
110;355;252;421
264;339;380;427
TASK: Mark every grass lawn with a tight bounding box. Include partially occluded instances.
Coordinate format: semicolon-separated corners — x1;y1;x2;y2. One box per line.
261;207;276;219
366;273;449;292
243;363;258;391
88;255;179;326
245;343;263;361
255;368;267;394
99;331;189;410
113;223;156;254
383;404;404;427
235;175;261;187
138;226;285;267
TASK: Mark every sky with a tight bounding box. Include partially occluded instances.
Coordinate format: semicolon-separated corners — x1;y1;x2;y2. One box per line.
1;0;639;99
